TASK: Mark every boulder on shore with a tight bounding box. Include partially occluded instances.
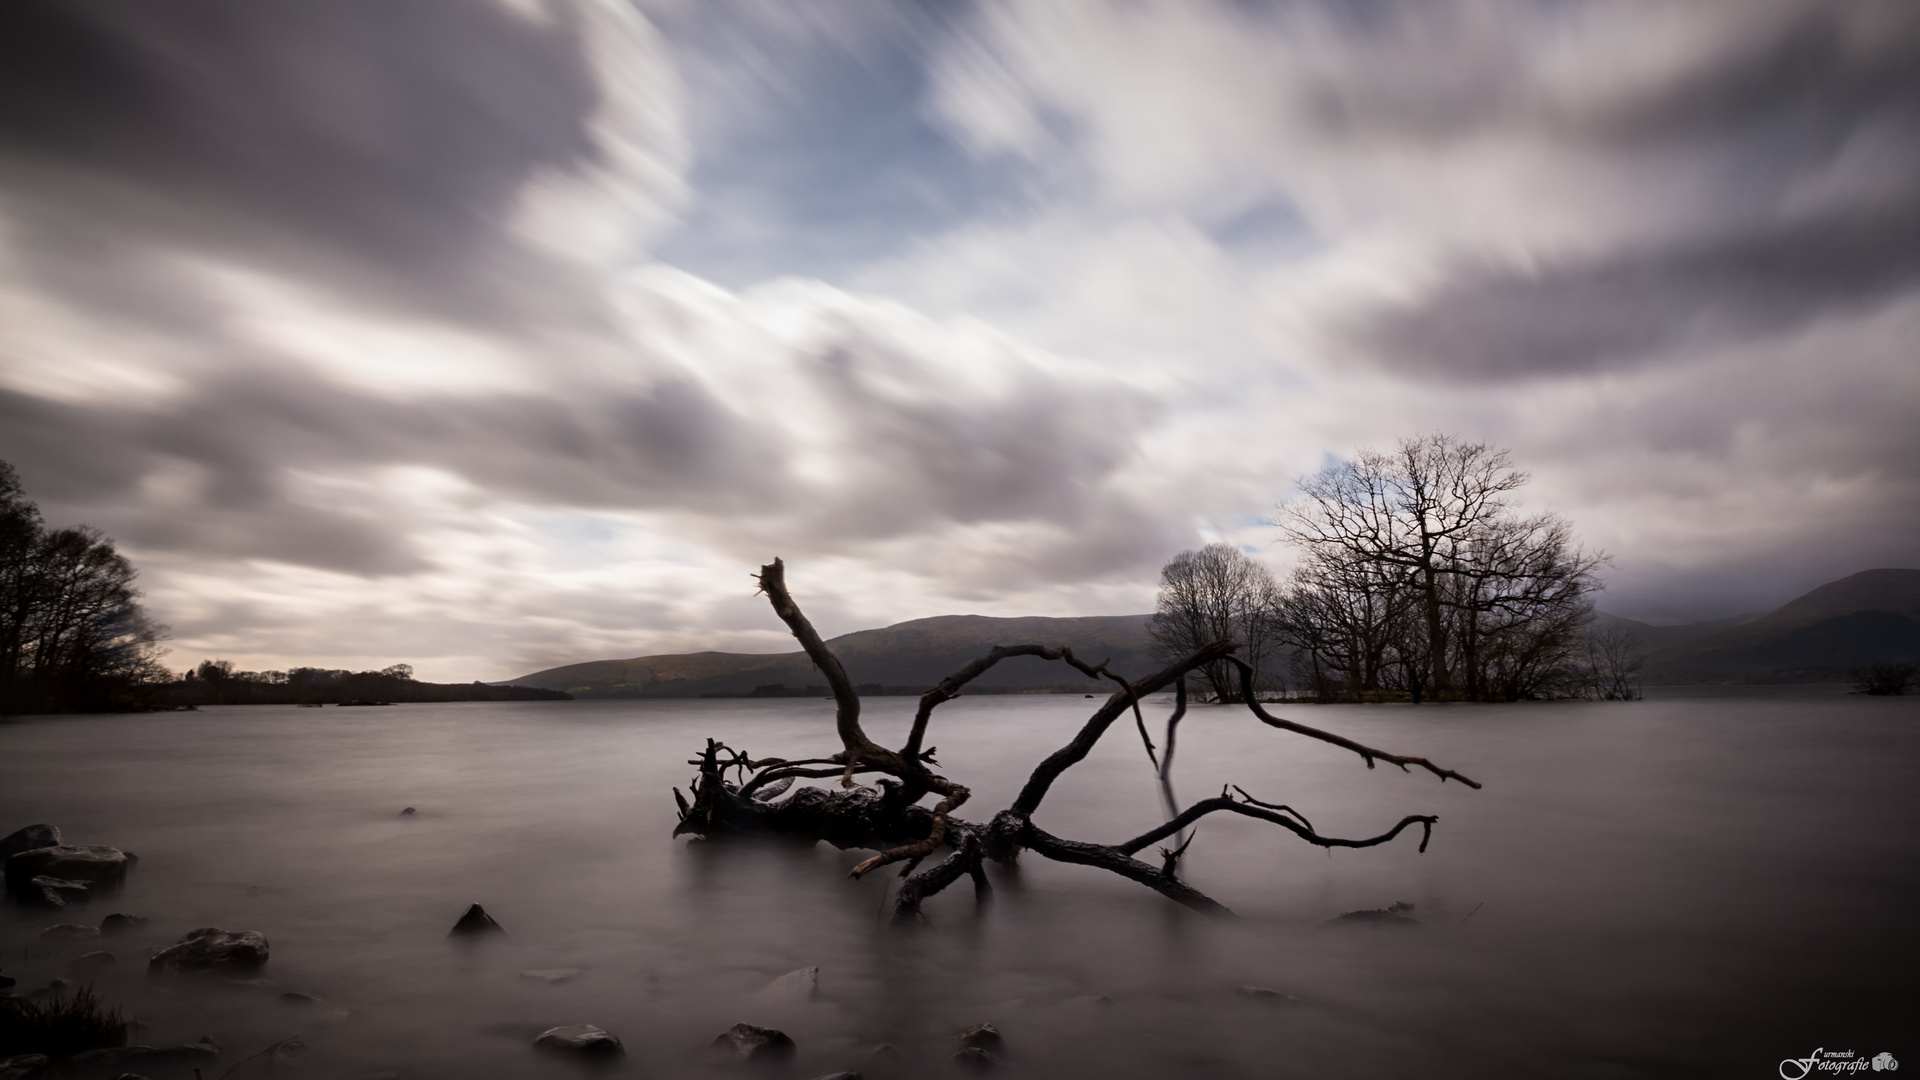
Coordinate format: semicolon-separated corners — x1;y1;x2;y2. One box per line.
711;1023;796;1062
0;825;59;860
533;1025;624;1057
149;928;270;974
4;845;132;898
448;904;503;936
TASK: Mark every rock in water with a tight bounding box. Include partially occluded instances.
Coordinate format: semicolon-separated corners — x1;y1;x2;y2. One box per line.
0;824;59;860
0;1055;50;1080
25;876;90;908
149;928;270;974
956;1024;1003;1052
759;965;819;1002
40;924;100;940
533;1025;623;1058
517;968;582;985
711;1023;796;1062
1323;905;1421;927
400;807;416;815
1235;986;1305;1004
68;1044;219;1071
4;845;132;898
448;904;503;936
71;951;115;971
952;1047;999;1071
100;913;149;935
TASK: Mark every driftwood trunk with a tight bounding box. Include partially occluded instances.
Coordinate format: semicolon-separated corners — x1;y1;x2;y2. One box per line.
672;559;1480;919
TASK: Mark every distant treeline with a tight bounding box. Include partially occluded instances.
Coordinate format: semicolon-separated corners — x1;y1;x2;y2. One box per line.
165;660;569;706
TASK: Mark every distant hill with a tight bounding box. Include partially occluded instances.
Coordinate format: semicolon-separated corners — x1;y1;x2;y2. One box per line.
1637;568;1920;684
510;613;1159;698
517;568;1920;695
1591;610;1762;654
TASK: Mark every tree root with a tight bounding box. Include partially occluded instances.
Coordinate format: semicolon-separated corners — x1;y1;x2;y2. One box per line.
670;558;1481;920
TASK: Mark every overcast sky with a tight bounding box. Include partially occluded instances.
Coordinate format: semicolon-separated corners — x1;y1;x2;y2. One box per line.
2;0;1916;680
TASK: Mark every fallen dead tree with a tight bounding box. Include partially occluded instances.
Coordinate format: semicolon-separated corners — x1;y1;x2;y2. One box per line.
672;559;1481;920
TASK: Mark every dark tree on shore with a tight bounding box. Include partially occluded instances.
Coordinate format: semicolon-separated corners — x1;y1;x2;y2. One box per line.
0;461;169;714
672;559;1478;920
1275;435;1606;702
1147;543;1282;702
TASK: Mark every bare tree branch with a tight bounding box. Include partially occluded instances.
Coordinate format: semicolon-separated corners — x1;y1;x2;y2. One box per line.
1224;657;1482;788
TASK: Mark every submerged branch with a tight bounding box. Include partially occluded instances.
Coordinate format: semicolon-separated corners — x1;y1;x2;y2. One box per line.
1224;657;1482;788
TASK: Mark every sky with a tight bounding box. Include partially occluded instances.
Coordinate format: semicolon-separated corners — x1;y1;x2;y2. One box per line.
1;0;1917;681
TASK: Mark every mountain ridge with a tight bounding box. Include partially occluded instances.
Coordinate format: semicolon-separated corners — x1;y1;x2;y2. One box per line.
511;569;1920;694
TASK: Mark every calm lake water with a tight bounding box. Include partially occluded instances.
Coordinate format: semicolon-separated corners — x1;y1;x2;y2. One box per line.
3;690;1916;1079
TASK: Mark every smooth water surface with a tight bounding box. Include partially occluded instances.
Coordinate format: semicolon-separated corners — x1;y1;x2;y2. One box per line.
3;692;1916;1078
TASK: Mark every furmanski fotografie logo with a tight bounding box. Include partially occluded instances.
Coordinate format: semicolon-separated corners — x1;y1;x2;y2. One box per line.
1779;1049;1898;1078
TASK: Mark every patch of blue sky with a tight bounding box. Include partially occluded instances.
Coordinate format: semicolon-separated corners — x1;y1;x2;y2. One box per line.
654;17;1038;289
1204;195;1315;258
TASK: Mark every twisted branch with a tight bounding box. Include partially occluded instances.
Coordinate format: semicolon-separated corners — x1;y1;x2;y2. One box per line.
1224;657;1482;788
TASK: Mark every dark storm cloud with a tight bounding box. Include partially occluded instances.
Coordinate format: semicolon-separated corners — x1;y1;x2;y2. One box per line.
0;0;611;324
1340;3;1920;379
1361;206;1920;379
0;368;789;575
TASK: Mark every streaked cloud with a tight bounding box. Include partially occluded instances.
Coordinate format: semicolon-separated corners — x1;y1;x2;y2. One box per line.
0;0;1914;677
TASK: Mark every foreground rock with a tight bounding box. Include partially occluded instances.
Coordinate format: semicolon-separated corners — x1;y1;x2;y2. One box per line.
711;1023;796;1062
70;951;115;971
951;1023;1004;1071
448;904;503;936
1236;985;1305;1004
0;1055;49;1080
4;845;133;899
956;1024;1003;1052
23;876;90;908
69;1042;219;1072
0;825;59;860
758;966;818;1002
99;914;149;936
149;928;270;974
1324;901;1420;928
534;1025;624;1058
952;1047;999;1071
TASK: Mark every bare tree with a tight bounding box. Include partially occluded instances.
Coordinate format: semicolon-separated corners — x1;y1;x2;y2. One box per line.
1147;543;1282;702
1277;435;1605;701
1583;622;1644;700
0;461;168;714
1274;549;1417;702
672;559;1479;920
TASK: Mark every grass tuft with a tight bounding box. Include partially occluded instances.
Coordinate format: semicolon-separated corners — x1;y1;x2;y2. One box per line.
0;984;129;1058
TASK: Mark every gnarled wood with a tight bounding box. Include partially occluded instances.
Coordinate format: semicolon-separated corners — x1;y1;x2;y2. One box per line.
675;560;1481;919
